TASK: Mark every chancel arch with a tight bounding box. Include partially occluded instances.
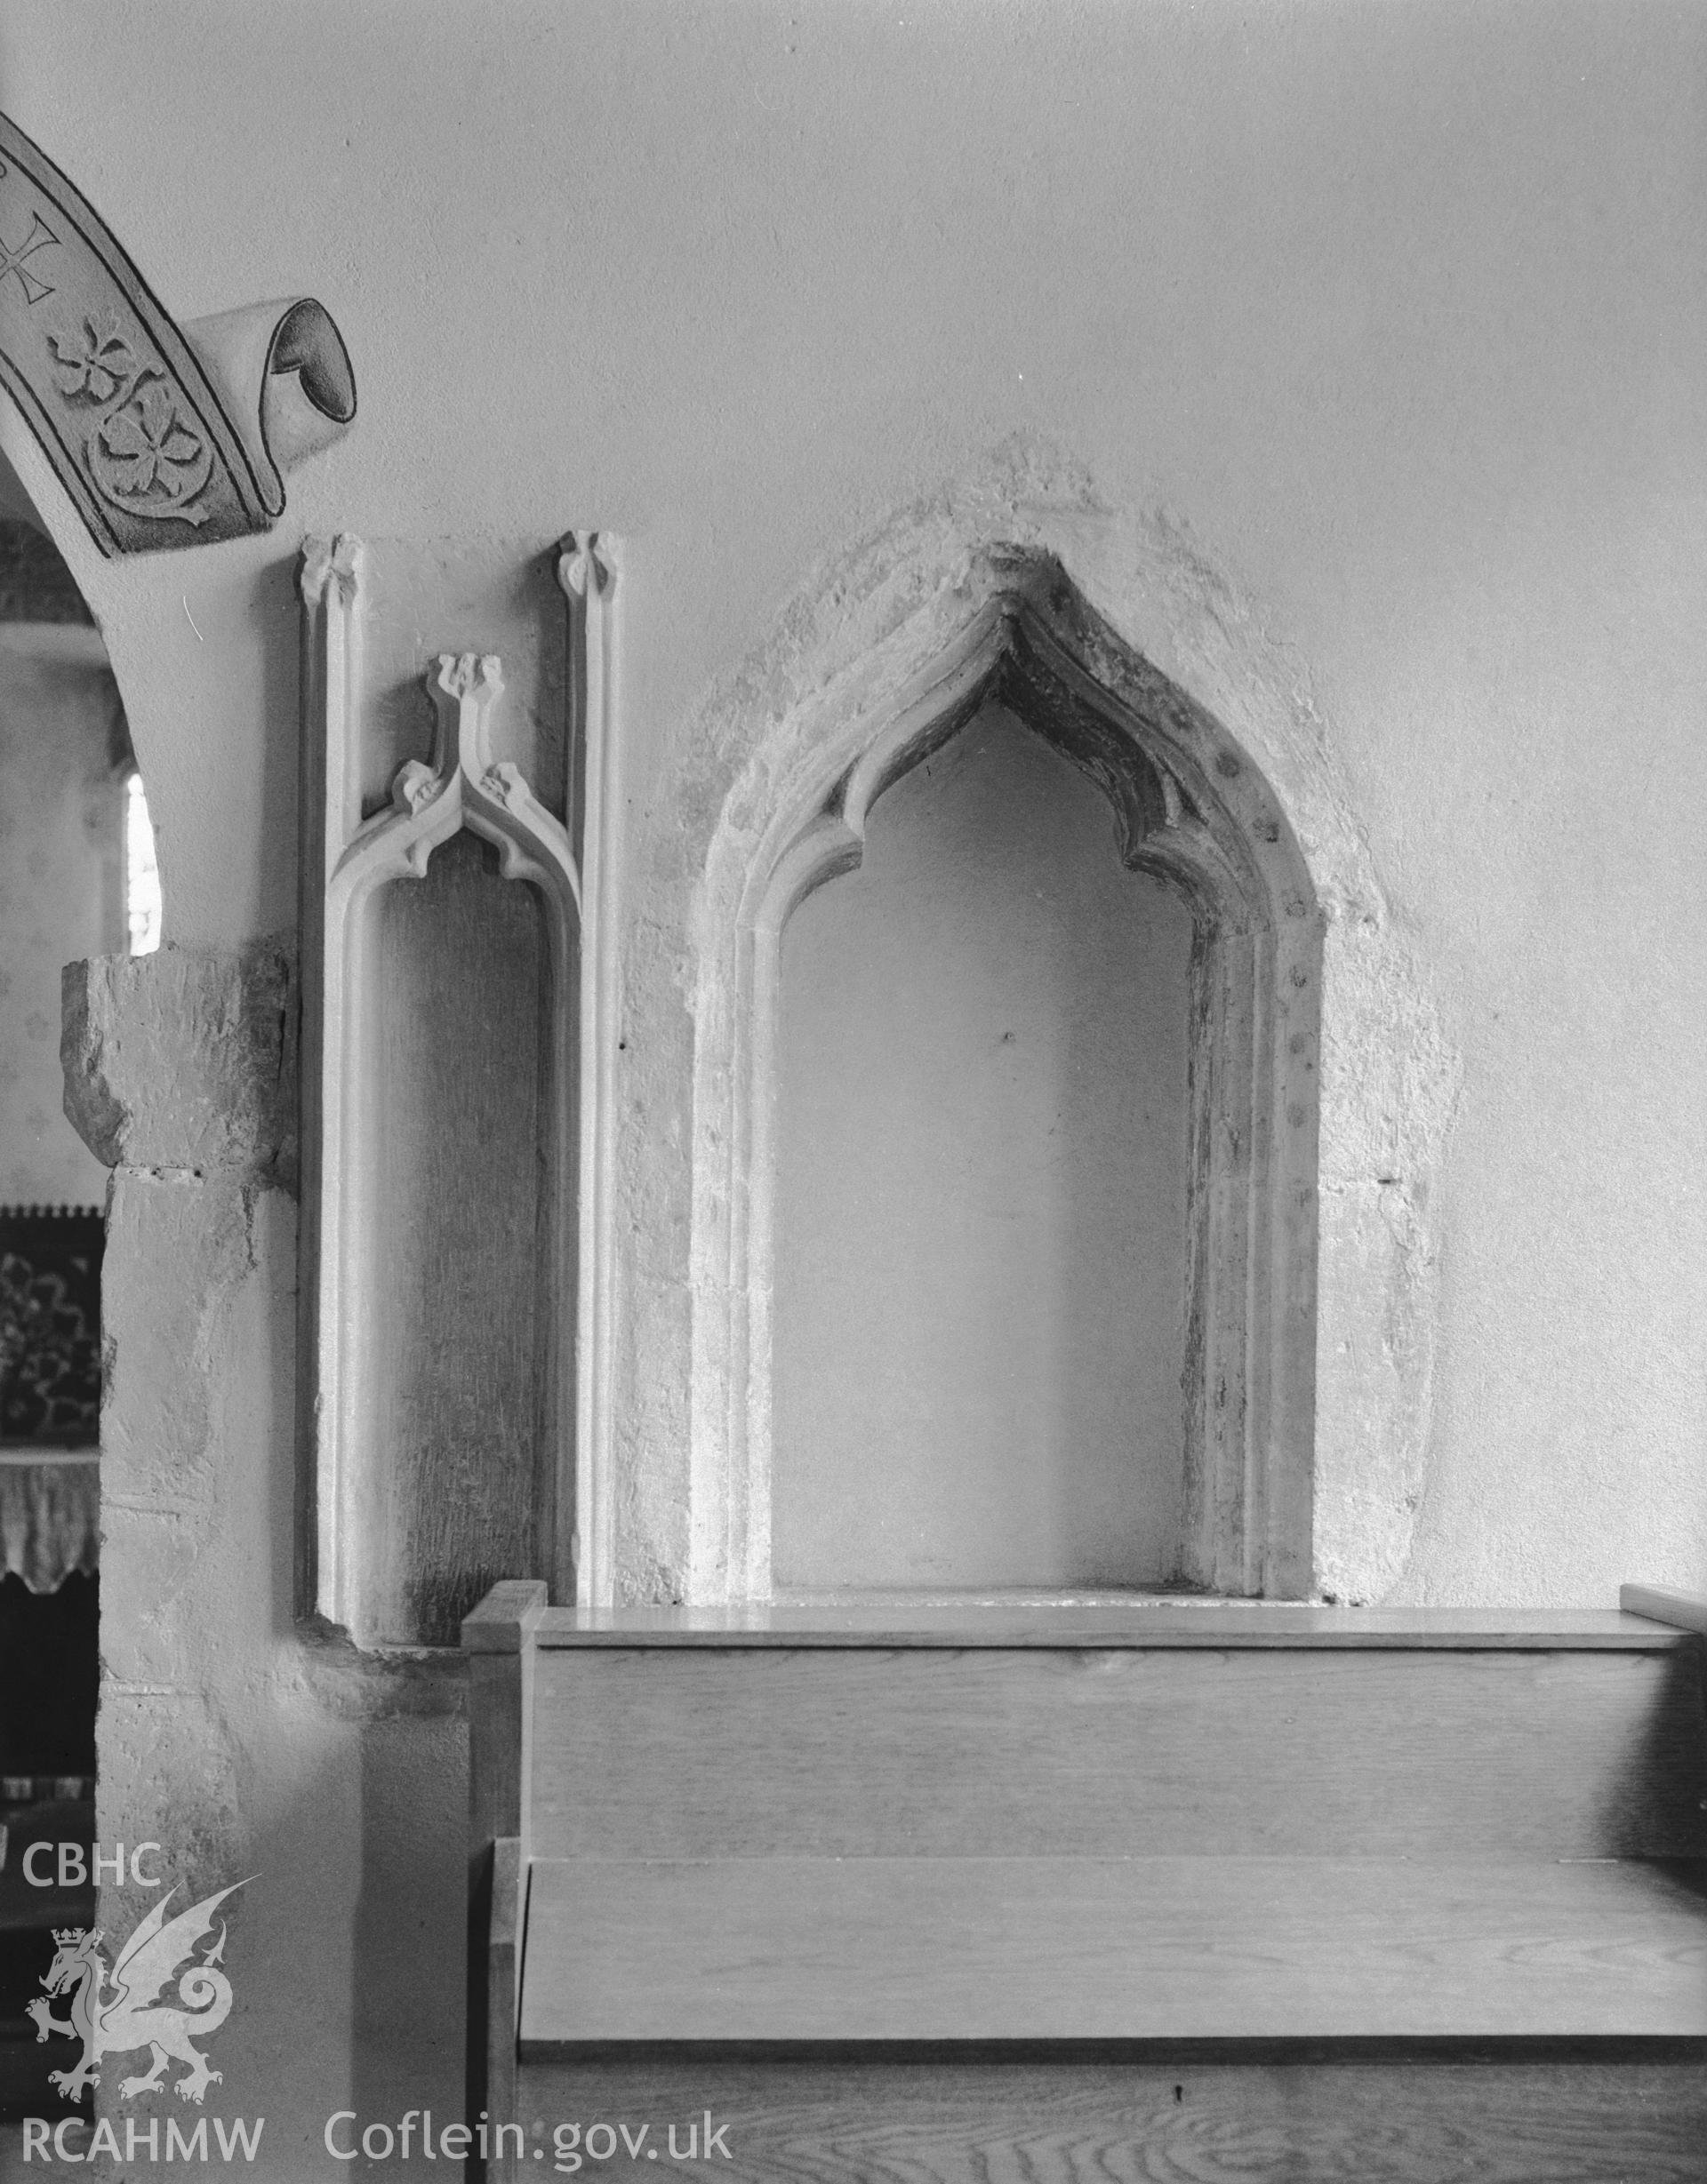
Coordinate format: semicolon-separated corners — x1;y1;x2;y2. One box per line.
687;548;1324;1603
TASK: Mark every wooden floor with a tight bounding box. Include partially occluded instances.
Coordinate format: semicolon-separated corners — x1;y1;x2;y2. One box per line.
520;1853;1707;2044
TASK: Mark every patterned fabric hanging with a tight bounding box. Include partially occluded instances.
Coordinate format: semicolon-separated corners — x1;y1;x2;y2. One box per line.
0;1452;98;1594
0;1207;101;1448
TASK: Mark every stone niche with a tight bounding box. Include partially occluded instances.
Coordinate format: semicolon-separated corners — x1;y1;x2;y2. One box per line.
297;533;621;1649
682;549;1324;1604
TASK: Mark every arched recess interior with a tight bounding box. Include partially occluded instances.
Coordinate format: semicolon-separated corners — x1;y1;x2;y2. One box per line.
691;550;1323;1601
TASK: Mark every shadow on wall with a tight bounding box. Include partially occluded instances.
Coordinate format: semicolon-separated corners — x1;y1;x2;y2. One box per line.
349;1716;469;2147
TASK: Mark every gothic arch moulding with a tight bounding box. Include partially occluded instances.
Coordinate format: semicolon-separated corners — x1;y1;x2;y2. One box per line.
686;548;1324;1603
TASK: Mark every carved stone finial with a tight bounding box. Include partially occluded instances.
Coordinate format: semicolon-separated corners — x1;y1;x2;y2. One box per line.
428;652;507;793
299;532;363;609
434;651;504;705
557;530;618;602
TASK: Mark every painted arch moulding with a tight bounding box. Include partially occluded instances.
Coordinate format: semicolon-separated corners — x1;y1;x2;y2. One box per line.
0;110;355;555
610;463;1459;1609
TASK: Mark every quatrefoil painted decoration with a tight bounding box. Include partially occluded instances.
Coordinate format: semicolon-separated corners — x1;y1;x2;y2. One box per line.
0;111;355;556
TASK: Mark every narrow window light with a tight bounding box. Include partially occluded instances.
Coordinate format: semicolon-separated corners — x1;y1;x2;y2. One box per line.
124;771;162;956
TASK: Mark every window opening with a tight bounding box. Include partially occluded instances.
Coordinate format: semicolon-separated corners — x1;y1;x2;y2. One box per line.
124;772;161;956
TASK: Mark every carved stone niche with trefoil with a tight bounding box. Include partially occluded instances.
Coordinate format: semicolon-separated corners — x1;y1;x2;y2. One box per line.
296;532;619;1649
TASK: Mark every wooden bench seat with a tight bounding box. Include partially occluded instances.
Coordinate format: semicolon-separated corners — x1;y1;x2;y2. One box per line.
466;1584;1707;2180
520;1852;1707;2046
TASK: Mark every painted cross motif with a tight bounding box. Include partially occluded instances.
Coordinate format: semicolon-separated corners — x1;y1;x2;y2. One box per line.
0;116;356;553
0;195;60;308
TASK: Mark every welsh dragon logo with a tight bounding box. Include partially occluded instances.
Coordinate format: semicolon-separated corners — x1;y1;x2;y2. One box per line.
26;1881;247;2106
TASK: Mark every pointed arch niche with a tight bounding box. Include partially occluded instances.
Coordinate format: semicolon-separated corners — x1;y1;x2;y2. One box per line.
297;532;623;1647
689;553;1322;1602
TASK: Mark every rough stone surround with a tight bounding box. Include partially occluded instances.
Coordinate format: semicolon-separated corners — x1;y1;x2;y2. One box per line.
60;942;296;1905
618;453;1461;1606
60;938;469;2142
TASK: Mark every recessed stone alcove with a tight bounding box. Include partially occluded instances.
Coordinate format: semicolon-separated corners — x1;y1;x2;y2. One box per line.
602;493;1459;1612
681;547;1324;1604
365;829;555;1642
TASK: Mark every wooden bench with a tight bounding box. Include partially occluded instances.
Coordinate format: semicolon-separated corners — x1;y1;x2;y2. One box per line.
464;1583;1707;2180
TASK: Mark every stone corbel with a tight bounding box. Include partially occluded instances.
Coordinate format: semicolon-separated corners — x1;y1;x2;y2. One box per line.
0;112;354;555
